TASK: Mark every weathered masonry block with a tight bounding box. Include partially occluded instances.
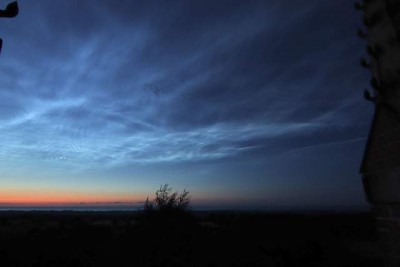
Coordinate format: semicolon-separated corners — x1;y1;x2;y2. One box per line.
358;0;400;266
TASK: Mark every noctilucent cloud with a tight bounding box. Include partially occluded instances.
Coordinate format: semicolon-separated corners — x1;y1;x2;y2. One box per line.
0;0;373;209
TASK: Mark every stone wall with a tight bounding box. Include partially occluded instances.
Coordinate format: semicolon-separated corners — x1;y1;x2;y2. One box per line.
360;0;400;266
362;111;400;265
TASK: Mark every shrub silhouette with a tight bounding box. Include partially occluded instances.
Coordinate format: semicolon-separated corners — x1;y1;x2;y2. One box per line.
145;184;190;211
141;184;194;227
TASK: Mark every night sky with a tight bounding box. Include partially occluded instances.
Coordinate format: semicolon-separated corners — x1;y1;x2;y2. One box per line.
0;0;373;209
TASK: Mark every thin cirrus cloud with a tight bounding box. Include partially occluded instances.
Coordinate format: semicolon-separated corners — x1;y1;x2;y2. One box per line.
0;0;373;207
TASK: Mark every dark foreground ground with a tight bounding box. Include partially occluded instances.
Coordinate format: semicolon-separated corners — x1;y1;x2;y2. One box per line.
0;210;384;267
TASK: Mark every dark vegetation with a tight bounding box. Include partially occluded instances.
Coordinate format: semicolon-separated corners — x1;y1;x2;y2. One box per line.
0;210;383;266
140;184;195;228
0;186;384;266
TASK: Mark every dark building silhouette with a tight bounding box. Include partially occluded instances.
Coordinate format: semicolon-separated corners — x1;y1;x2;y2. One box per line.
0;1;18;18
359;0;400;266
0;1;18;56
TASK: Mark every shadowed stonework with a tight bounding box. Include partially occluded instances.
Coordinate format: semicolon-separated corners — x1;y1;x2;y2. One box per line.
358;0;400;266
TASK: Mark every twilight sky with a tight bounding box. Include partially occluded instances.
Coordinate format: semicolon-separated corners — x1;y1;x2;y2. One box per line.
0;0;373;209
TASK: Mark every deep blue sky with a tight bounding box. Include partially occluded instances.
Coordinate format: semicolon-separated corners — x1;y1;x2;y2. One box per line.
0;0;373;209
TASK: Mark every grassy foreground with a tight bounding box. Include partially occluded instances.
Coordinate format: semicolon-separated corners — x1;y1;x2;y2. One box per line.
0;210;383;267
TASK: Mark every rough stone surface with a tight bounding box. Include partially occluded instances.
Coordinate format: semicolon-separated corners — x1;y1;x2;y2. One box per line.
360;1;400;266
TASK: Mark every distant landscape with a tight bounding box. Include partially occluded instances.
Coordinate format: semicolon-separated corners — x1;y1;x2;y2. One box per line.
0;210;383;267
0;204;370;212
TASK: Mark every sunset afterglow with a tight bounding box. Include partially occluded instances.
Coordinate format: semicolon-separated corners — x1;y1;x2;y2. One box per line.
0;0;372;210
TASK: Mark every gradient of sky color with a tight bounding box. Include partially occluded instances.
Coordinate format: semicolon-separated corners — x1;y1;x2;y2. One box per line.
0;0;373;209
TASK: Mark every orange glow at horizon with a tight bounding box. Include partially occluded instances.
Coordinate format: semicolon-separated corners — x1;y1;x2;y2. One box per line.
0;193;265;209
0;187;257;206
0;188;147;205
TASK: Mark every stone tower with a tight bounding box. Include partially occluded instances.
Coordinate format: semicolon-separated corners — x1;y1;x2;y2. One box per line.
358;0;400;266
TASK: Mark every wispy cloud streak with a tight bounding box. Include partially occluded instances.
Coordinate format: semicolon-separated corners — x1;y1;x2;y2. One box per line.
0;0;374;207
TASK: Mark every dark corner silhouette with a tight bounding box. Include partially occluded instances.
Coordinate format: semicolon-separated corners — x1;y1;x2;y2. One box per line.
0;1;18;56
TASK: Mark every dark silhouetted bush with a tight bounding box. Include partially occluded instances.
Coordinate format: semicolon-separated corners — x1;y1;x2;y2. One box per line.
141;184;195;228
145;184;190;212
